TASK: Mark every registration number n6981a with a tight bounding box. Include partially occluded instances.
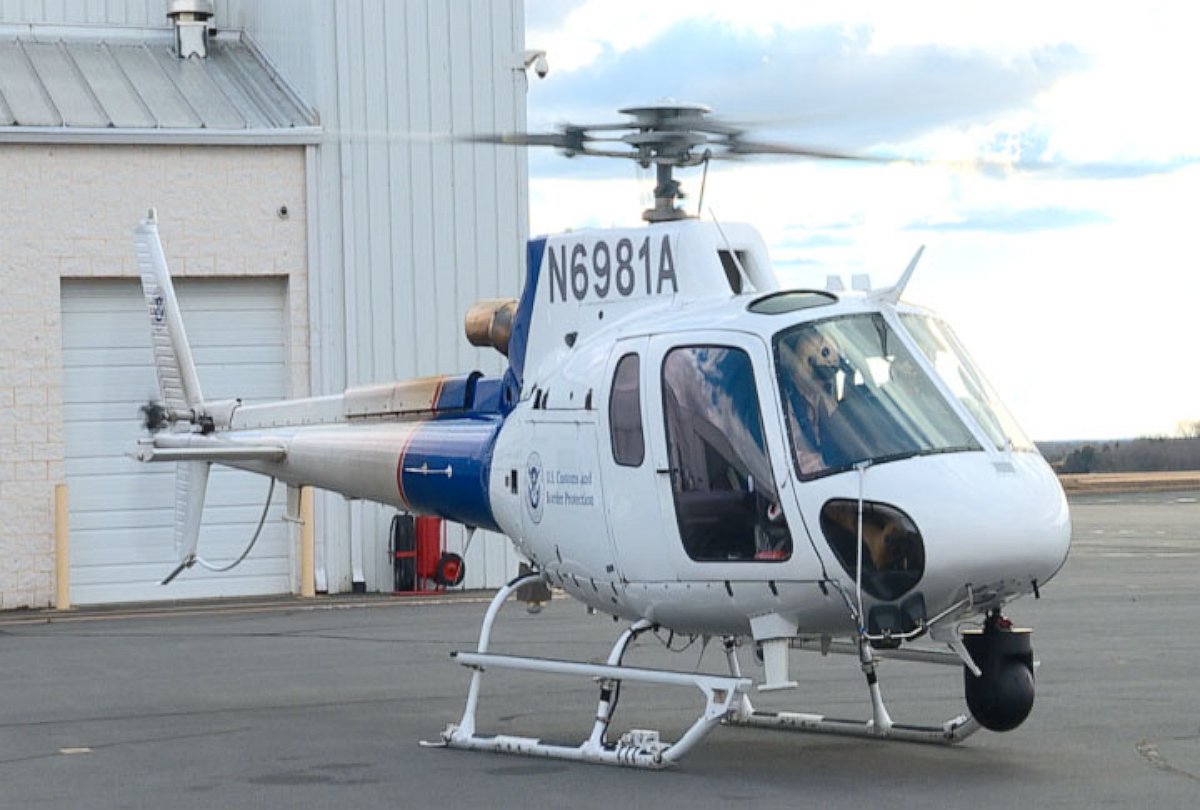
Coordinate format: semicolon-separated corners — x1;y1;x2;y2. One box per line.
546;235;678;303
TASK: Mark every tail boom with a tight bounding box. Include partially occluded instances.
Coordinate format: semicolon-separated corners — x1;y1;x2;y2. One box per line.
139;411;506;533
132;211;510;584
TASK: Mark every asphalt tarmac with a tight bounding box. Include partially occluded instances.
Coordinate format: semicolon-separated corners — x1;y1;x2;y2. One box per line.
2;490;1197;808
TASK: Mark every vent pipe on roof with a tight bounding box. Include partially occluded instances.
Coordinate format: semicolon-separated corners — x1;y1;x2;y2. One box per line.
167;0;215;59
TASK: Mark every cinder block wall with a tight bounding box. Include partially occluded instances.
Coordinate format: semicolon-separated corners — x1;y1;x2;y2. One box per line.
0;143;308;609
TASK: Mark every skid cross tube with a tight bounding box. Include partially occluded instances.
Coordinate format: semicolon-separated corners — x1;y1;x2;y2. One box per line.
434;577;751;768
447;652;751;767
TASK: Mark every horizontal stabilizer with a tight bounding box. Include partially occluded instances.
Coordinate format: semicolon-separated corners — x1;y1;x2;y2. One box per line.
170;460;209;578
135;435;287;463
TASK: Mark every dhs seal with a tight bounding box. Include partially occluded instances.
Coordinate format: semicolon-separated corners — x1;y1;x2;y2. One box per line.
525;452;544;524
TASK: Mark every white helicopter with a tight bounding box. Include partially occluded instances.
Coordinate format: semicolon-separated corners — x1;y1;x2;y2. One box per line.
133;102;1071;769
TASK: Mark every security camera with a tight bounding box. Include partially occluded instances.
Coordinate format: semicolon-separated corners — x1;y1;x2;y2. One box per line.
520;49;549;79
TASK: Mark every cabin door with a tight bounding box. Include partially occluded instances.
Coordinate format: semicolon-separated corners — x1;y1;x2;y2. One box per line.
598;339;675;584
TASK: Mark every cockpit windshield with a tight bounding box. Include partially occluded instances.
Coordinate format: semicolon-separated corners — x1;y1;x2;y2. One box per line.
774;314;980;478
899;314;1034;452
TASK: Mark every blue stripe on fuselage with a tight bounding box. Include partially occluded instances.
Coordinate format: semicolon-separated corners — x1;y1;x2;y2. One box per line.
395;239;545;525
397;415;503;532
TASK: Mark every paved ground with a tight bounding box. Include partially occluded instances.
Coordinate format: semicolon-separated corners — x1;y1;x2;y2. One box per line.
2;490;1198;808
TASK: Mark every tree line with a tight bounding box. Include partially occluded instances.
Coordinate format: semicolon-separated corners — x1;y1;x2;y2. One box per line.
1038;435;1200;474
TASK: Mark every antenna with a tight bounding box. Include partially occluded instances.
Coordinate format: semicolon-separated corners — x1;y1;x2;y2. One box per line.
874;245;925;304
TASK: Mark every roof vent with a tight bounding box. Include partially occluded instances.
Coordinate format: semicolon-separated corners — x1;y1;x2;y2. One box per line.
167;0;215;59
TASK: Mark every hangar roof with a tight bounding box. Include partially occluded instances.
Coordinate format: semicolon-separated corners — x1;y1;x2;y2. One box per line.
0;24;319;144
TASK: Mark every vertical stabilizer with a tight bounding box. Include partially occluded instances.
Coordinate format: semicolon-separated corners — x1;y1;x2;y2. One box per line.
135;210;205;412
134;212;213;585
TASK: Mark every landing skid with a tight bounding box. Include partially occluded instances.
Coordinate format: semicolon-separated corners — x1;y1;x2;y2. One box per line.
721;637;981;744
432;575;980;769
727;710;979;743
430;574;751;768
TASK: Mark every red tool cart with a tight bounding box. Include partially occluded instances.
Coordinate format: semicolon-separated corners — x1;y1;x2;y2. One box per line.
390;514;465;594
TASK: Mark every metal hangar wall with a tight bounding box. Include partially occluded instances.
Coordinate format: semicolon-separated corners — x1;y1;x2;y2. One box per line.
0;0;529;608
218;0;531;595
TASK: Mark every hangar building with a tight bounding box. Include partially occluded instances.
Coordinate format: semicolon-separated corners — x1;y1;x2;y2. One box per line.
0;0;529;608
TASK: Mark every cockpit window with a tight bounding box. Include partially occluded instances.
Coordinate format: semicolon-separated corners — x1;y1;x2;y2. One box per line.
774;315;980;479
899;315;1034;452
661;346;791;562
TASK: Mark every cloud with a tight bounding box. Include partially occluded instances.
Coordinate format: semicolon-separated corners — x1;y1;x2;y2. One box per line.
527;19;1087;154
521;4;1200;440
908;207;1109;233
1014;156;1200;181
779;230;856;249
525;0;589;31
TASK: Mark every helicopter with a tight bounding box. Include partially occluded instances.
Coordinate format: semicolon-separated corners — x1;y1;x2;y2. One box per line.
132;102;1071;769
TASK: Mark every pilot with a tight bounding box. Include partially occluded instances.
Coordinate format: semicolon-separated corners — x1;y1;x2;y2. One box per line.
886;351;924;395
779;329;843;474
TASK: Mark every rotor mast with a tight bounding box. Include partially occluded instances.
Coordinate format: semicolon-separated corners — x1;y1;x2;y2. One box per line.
621;102;718;223
647;162;686;222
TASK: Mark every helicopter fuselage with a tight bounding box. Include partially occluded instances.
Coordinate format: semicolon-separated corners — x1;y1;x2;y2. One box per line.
151;218;1070;648
130;97;1083;761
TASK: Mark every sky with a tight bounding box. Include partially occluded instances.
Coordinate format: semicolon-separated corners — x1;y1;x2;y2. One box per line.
521;1;1198;441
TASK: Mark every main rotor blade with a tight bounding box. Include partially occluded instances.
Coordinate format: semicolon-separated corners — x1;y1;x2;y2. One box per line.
460;106;1191;180
728;138;895;163
463;132;584;149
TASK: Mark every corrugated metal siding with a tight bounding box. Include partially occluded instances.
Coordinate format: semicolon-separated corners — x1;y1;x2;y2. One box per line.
218;0;528;592
334;0;528;592
211;0;322;111
0;0;165;26
4;0;530;593
325;0;527;381
21;40;108;126
69;42;155;126
0;29;316;137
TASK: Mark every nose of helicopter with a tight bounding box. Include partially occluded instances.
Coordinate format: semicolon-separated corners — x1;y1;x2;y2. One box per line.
811;451;1071;610
914;451;1070;604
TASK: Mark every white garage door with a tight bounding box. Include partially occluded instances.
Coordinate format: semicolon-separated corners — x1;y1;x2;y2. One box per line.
62;278;291;605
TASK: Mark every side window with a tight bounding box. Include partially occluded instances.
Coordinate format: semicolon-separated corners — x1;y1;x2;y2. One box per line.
609;353;644;466
661;346;791;562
